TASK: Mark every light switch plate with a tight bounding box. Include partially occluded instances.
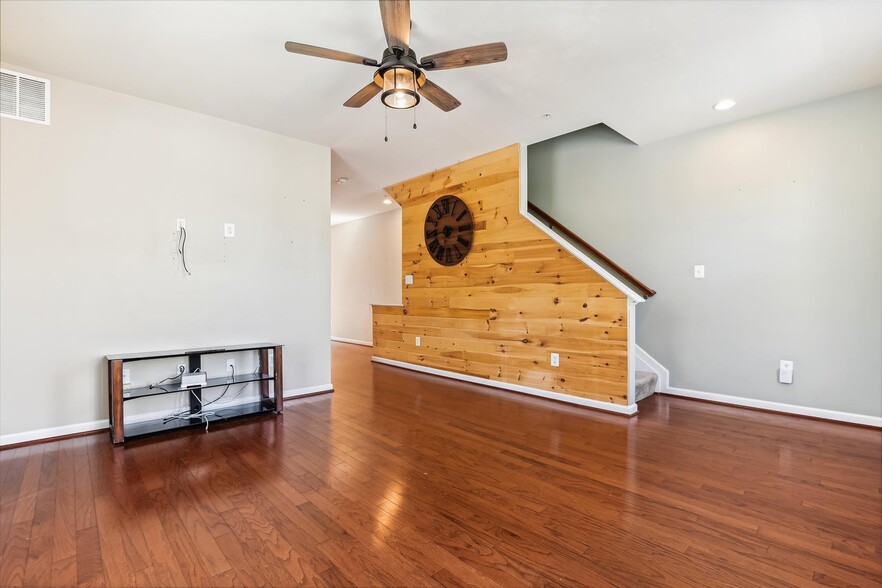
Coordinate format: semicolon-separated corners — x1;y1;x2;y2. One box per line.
405;274;414;285
224;223;235;238
415;336;421;347
694;265;705;279
550;353;560;367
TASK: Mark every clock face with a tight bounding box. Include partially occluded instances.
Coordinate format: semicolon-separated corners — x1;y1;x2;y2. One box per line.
424;195;474;266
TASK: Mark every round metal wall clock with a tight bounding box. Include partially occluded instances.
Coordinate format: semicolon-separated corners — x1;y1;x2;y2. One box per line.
423;195;474;266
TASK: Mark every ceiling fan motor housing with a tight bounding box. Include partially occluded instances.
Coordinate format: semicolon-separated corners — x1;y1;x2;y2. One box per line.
375;48;426;109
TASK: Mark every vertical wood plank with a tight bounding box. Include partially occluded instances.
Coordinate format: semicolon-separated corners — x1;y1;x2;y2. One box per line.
273;346;284;413
108;360;124;444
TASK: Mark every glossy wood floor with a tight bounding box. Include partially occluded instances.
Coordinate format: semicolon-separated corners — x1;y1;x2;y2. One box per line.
1;342;880;587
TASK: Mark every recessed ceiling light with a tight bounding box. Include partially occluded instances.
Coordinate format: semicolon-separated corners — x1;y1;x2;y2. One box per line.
383;197;393;205
713;99;736;111
335;177;348;185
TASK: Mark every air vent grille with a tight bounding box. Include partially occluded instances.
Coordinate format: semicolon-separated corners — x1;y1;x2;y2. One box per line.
0;69;50;125
0;72;16;116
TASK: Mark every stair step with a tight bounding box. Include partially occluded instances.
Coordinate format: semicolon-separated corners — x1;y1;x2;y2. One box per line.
635;370;658;402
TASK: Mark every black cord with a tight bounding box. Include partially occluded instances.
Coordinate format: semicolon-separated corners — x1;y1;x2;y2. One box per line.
178;227;191;275
149;365;186;389
161;362;251;427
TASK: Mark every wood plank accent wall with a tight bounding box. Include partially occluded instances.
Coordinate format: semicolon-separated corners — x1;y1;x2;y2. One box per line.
372;144;629;405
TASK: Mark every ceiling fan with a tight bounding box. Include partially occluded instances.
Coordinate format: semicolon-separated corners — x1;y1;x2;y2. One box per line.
284;0;507;112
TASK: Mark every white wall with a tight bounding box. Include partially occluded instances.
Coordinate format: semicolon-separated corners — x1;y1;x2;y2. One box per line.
0;64;332;441
528;86;882;418
331;209;402;344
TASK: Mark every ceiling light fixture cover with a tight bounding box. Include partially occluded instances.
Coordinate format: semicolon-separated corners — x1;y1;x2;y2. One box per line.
383;197;393;205
714;99;736;111
381;67;420;109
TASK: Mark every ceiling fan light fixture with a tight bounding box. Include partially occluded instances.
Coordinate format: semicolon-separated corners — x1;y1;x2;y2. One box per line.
381;66;420;109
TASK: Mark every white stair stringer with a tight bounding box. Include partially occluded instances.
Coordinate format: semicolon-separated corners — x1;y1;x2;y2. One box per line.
635;345;669;393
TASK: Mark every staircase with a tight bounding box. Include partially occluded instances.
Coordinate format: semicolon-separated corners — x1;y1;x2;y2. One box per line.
635;370;658;402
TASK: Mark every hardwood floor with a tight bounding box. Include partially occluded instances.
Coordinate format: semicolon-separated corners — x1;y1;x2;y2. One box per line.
1;341;880;587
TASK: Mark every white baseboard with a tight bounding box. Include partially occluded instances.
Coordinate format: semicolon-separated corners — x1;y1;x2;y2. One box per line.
0;383;335;447
635;345;669;392
284;383;333;399
372;356;638;416
664;386;882;428
0;419;108;447
631;346;879;428
331;336;372;347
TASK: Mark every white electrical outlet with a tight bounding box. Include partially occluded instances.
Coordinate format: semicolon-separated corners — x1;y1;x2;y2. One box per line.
122;369;131;385
694;265;705;279
550;353;560;367
405;274;414;285
779;360;794;384
176;218;186;229
415;336;421;347
226;358;236;375
224;223;235;238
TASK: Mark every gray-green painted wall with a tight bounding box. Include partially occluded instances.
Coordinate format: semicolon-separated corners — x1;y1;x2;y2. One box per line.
528;86;882;417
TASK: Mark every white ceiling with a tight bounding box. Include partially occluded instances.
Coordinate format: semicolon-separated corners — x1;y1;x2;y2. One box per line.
2;1;881;224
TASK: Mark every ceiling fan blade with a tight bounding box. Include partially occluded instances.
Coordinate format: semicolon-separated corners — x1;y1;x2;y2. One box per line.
344;82;382;108
379;0;410;51
420;42;508;70
285;41;377;66
419;78;461;112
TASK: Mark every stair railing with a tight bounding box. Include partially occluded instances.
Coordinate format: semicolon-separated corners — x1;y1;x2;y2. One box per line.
527;201;656;300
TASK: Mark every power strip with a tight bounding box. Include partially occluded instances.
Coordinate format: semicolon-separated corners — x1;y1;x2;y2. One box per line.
181;372;208;387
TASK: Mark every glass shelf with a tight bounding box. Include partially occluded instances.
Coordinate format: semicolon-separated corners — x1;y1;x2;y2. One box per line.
122;373;273;400
123;399;277;440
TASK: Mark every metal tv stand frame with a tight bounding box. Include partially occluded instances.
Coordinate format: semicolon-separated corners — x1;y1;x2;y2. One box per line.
106;343;283;444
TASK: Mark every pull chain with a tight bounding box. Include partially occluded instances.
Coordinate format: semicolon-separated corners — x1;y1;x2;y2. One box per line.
384;107;389;142
413;71;418;130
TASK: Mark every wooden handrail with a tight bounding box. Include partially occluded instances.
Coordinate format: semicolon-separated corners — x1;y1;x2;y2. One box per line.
527;202;656;299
